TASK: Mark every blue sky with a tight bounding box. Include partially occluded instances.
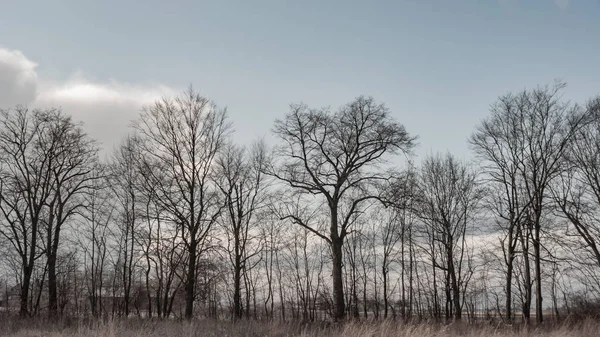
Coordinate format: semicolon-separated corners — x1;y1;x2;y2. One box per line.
0;0;599;159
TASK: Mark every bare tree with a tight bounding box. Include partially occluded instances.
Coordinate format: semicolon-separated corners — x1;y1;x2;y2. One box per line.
357;221;374;318
343;224;362;318
216;141;268;320
39;111;99;317
470;95;534;322
0;107;65;316
78;170;114;318
471;81;591;323
268;96;415;320
149;209;185;319
553;97;600;268
416;153;480;321
393;168;419;319
257;210;286;320
376;206;402;319
108;136;144;317
133;87;231;319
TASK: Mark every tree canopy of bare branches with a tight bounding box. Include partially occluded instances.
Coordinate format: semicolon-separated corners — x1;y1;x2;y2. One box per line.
133;87;232;319
0;107;98;317
268;96;416;320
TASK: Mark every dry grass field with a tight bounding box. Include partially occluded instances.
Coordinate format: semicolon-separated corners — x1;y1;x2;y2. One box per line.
1;317;599;337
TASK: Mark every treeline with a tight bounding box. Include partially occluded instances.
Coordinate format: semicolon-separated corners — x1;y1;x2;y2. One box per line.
0;82;599;325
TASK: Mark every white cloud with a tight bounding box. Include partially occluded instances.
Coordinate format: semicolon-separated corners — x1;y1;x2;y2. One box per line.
0;47;177;153
0;48;38;107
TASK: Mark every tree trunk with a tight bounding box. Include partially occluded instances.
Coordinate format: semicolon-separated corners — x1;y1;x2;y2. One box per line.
522;234;532;325
330;204;345;322
383;265;388;319
20;264;32;317
452;272;461;321
505;223;515;322
408;224;414;318
48;252;58;316
534;224;543;324
47;202;58;318
351;248;359;319
448;244;461;321
48;211;64;318
185;240;197;319
506;258;513;322
145;259;152;318
276;249;285;321
233;253;242;319
331;238;345;321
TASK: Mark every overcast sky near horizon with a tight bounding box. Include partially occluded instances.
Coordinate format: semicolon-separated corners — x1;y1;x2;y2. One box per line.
1;0;599;160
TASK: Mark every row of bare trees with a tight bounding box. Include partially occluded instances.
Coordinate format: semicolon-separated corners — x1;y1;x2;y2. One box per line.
470;82;600;324
0;82;599;324
0;108;99;317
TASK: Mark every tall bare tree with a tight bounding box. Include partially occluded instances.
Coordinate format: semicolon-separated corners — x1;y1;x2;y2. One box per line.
216;141;268;320
471;82;590;323
375;206;402;319
417;153;480;321
40;111;99;317
137;191;185;319
78;170;114;318
133;87;231;319
268;96;415;320
108;136;144;317
470;95;534;322
0;107;69;316
393;168;419;319
553;97;600;268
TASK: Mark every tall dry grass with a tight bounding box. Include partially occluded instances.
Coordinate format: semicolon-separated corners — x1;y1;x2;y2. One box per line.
0;316;598;337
